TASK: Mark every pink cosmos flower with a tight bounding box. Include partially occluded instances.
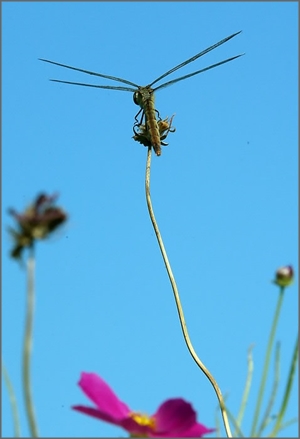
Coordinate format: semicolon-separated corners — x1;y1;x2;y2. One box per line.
72;372;215;437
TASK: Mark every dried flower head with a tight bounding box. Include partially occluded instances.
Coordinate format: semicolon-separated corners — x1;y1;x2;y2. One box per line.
133;115;176;151
8;193;67;259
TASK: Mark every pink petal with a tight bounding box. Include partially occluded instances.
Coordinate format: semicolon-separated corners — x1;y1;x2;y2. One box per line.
72;405;153;436
179;423;215;437
151;398;214;437
74;372;131;423
72;405;119;425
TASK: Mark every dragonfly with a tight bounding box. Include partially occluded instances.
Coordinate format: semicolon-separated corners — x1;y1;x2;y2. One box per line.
40;31;243;156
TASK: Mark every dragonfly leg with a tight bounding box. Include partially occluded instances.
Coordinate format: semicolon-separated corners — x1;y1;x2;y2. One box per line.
133;123;140;136
134;108;144;125
133;109;146;135
155;108;162;122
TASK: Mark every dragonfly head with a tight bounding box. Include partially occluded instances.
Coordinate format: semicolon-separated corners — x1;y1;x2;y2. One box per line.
133;87;154;108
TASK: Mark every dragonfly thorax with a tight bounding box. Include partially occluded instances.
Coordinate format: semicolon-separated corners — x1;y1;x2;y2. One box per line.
133;87;154;109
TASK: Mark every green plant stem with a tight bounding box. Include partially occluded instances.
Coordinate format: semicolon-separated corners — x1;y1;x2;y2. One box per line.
257;342;280;436
144;147;232;438
22;252;39;437
234;345;254;435
250;286;285;436
269;334;298;437
272;417;298;434
2;362;21;437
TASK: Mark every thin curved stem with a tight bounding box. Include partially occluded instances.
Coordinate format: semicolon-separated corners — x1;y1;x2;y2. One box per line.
145;147;232;437
22;252;39;437
2;361;21;437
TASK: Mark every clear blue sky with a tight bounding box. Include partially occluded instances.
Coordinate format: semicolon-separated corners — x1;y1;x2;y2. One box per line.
2;2;298;437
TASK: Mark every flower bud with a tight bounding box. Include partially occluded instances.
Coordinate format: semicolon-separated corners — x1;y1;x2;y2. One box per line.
273;265;294;287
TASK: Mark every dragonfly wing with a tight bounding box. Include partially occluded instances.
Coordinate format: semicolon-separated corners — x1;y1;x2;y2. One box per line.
149;31;242;87
49;79;136;92
39;58;139;88
154;53;244;92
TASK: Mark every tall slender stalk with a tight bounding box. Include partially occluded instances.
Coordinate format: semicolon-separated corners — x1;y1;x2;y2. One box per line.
234;345;254;435
257;342;280;436
250;287;285;436
145;147;232;437
269;334;298;437
22;251;39;437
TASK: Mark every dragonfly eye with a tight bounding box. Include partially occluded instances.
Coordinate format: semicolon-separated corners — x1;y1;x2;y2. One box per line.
133;91;141;106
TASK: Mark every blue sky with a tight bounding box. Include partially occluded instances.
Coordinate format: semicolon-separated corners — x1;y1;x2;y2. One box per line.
2;2;298;437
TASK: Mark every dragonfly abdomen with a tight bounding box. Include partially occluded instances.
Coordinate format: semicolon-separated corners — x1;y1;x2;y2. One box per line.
134;88;161;156
144;99;161;156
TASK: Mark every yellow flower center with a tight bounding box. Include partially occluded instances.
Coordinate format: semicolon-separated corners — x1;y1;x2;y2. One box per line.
130;411;156;429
